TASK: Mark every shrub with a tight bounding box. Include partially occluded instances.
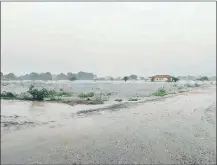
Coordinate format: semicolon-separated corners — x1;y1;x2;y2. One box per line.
27;85;49;101
128;98;138;101
1;91;17;99
197;76;209;81
185;84;193;88
194;83;200;87
68;76;77;81
152;87;167;96
115;99;122;102
78;92;94;98
48;90;72;97
17;92;32;100
171;76;180;82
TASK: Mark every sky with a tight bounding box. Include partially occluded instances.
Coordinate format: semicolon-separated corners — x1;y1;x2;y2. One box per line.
1;2;216;77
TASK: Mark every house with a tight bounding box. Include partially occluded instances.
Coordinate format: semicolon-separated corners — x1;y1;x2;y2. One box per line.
150;75;172;82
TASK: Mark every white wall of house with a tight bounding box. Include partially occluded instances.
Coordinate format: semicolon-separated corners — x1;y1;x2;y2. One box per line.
153;77;170;82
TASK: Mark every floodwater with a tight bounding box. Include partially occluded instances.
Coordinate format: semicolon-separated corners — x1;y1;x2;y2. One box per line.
1;80;212;98
1;84;216;164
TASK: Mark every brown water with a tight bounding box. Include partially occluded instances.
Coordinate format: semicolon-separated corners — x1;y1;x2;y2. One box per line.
1;86;216;164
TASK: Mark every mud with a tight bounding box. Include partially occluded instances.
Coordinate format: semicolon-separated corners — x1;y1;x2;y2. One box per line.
1;86;216;164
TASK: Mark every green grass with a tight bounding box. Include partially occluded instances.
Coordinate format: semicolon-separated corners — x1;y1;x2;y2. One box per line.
152;87;167;97
78;92;94;98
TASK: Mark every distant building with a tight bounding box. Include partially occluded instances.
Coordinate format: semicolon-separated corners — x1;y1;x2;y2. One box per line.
150;75;172;82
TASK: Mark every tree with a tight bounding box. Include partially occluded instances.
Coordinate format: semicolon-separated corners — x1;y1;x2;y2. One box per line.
129;74;138;80
77;71;95;80
123;76;129;82
28;85;49;101
197;76;209;81
68;76;77;81
4;73;17;80
39;72;52;80
171;76;180;82
56;73;68;80
29;72;39;80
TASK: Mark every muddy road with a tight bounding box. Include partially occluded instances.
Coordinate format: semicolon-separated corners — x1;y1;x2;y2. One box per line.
1;86;216;164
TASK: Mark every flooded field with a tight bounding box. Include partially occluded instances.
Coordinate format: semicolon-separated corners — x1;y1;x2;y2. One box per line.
1;81;216;164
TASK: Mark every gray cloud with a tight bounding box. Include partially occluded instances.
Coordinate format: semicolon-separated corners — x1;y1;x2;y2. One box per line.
2;2;216;77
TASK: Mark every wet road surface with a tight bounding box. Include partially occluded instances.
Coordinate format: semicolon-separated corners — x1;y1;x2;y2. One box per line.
1;86;216;164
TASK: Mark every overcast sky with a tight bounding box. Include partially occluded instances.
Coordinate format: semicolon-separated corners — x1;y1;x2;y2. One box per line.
2;2;216;77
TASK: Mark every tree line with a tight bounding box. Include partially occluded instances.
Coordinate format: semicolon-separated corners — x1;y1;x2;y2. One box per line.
1;71;96;81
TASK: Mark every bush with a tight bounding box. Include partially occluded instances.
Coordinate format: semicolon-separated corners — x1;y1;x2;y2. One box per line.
17;92;32;100
27;85;49;101
68;76;77;81
48;90;72;97
194;83;200;87
128;98;139;101
171;76;180;82
197;76;209;81
185;84;193;88
152;87;167;96
78;92;94;98
1;91;17;99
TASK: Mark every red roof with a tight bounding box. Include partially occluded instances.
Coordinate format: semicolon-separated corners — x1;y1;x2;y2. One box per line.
150;75;171;78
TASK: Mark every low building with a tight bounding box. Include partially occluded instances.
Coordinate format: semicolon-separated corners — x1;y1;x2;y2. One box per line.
150;75;172;82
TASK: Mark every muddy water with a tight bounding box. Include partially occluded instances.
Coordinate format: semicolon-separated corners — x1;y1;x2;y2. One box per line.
1;80;212;97
1;86;216;164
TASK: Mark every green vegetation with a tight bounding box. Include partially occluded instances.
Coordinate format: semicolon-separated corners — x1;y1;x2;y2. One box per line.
179;90;186;93
1;85;72;101
123;76;129;82
48;90;72;97
170;76;180;82
1;91;17;99
194;83;200;87
68;76;77;81
152;87;167;97
115;99;122;102
78;92;94;98
128;98;139;101
196;76;209;81
28;85;49;100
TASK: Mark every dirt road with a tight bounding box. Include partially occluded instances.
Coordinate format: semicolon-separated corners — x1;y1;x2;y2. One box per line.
1;86;216;164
